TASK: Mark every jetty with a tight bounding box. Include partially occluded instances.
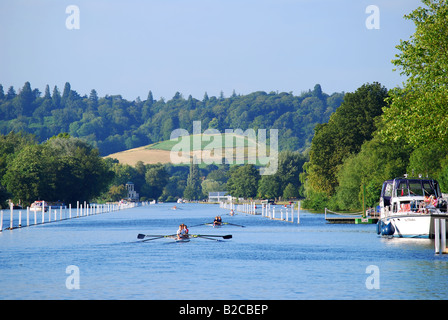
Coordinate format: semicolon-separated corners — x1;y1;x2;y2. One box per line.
324;208;379;224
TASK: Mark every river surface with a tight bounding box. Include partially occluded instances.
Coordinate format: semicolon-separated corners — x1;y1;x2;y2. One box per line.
0;203;447;300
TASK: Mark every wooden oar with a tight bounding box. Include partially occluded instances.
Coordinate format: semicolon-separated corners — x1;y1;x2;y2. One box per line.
222;222;245;228
189;222;216;227
194;235;223;241
137;233;177;241
191;234;232;239
191;222;245;228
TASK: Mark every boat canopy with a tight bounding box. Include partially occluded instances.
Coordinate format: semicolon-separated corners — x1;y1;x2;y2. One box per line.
392;177;441;198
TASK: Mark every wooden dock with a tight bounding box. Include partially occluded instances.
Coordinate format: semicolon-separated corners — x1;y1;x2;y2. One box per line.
325;216;378;224
324;207;379;224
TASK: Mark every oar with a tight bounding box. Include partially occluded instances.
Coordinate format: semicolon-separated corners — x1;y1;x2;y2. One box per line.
195;235;223;241
137;233;177;241
223;222;245;228
191;234;232;239
189;223;209;228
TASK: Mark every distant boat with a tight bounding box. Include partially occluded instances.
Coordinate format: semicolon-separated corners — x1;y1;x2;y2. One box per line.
30;201;48;212
378;176;448;238
47;201;66;209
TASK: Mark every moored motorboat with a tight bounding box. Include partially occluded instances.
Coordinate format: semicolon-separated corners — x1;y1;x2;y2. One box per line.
378;176;448;238
30;200;48;212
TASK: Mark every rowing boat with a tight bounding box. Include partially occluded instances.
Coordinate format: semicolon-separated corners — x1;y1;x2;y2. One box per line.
137;233;232;242
191;222;245;228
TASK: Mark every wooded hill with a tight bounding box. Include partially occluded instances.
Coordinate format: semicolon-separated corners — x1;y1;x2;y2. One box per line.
0;82;344;156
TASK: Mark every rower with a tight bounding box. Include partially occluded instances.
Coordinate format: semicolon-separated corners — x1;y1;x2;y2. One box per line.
177;223;189;239
213;216;222;226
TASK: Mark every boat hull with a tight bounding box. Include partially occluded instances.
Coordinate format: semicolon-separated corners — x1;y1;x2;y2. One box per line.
379;214;448;238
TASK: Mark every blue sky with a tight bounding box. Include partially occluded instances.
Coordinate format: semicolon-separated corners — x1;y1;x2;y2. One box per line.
0;0;421;101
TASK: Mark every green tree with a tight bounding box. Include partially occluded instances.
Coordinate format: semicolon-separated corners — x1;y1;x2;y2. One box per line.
15;81;35;116
145;164;169;200
107;185;128;202
0;132;37;207
2;144;54;205
52;86;61;108
276;150;307;191
88;89;99;110
283;183;299;200
183;161;202;200
334;133;411;210
227;164;260;198
306;82;388;196
61;82;71;106
382;0;448;147
257;175;281;199
44;135;114;204
201;179;225;195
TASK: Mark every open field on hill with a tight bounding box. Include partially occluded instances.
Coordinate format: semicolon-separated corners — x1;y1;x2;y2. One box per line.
104;133;272;166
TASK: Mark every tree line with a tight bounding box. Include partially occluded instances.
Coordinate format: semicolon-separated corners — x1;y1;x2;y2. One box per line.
302;0;448;211
0;82;343;156
0;131;306;208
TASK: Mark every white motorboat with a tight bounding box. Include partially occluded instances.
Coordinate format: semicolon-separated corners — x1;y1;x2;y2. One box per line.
30;200;48;212
378;176;448;238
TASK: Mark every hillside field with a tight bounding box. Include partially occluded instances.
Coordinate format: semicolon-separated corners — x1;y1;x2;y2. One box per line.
104;133;272;166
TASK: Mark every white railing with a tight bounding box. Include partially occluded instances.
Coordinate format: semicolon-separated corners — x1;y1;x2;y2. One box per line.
0;201;148;232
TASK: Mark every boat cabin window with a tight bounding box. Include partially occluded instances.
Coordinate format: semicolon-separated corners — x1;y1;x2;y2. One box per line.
383;183;393;197
422;181;436;197
408;181;423;196
396;181;408;197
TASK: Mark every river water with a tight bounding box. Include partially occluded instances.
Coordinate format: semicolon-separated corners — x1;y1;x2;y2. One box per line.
0;203;447;300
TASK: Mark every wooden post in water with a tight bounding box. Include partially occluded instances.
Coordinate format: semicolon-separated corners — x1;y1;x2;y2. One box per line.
10;203;13;230
18;210;22;227
434;218;447;254
0;210;3;231
435;219;440;254
442;220;447;254
362;184;366;219
27;207;29;227
297;201;300;224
